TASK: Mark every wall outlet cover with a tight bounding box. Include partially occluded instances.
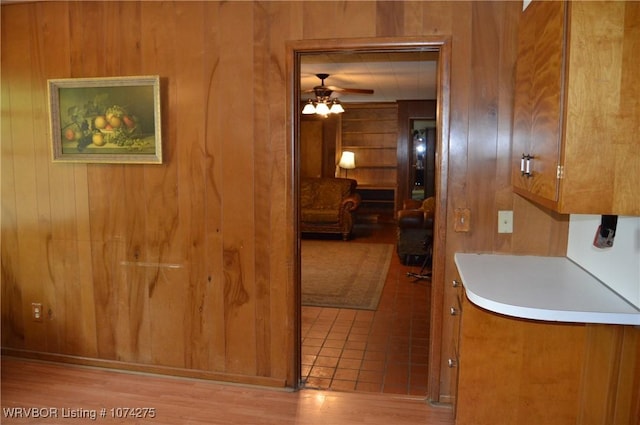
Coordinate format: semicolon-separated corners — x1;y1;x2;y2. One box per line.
498;210;513;233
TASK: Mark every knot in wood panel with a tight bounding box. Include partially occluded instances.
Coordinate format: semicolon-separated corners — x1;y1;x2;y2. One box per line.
223;248;249;308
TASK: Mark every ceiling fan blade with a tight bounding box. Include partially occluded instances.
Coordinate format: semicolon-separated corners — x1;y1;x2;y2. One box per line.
328;86;374;95
301;74;374;97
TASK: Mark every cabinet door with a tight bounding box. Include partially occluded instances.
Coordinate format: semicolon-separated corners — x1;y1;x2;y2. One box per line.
514;1;639;215
512;1;566;205
456;294;586;425
512;1;536;193
559;1;640;215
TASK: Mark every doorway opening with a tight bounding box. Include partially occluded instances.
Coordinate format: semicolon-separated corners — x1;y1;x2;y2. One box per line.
289;37;450;400
410;120;437;201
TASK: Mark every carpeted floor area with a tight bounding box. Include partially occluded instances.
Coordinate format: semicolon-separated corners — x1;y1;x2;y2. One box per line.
301;240;393;310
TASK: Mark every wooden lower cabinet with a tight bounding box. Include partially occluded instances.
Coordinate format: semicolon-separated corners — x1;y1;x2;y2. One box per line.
447;279;463;417
578;325;640;425
455;294;640;425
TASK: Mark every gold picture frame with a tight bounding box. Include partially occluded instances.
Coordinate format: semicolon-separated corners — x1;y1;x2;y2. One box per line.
48;75;162;164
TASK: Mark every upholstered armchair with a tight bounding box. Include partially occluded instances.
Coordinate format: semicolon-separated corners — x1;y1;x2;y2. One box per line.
396;197;435;265
300;177;361;240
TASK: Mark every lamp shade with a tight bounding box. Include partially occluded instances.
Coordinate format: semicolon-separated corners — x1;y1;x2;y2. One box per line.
329;99;344;114
338;151;356;169
315;102;330;115
301;98;345;116
302;100;316;115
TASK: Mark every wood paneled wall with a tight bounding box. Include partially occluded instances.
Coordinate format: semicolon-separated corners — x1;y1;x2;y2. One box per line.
1;1;566;400
340;103;398;187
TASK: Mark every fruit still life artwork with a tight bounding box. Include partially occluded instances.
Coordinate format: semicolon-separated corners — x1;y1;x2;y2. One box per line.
63;101;145;151
49;76;162;164
59;88;154;153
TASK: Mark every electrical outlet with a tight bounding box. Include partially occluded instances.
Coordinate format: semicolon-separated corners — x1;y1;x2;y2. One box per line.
498;210;513;233
32;302;43;322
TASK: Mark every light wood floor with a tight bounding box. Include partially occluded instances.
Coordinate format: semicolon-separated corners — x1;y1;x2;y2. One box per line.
1;357;453;425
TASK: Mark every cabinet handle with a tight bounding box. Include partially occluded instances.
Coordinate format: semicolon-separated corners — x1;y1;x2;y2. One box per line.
520;154;534;178
452;279;460;288
448;358;457;368
450;306;458;316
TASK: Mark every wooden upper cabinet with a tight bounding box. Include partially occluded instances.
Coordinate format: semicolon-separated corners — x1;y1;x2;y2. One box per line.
512;1;640;215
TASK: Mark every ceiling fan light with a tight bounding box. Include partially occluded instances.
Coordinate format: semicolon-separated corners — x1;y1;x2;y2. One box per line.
315;102;330;115
302;100;316;115
329;100;344;114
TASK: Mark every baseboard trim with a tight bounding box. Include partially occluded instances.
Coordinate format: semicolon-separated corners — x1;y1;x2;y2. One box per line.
438;394;454;404
1;348;288;389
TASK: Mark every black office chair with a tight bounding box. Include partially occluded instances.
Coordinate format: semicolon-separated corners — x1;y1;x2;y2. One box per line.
396;197;434;280
406;236;433;280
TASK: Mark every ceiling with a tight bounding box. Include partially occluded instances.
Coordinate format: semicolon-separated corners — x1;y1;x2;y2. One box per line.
300;51;439;103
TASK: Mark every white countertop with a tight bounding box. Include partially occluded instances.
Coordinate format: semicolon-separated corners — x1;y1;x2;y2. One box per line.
454;253;640;325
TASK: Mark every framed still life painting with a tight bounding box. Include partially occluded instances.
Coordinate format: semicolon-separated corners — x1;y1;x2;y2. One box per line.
48;75;162;164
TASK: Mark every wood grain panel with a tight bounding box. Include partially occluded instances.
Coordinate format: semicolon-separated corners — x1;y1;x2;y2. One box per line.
300;120;323;178
402;1;424;35
302;1;376;40
340;103;398;191
169;2;209;370
428;37;452;402
111;0;150;365
514;1;639;215
578;325;625;424
271;0;303;387
511;0;535;196
300;113;339;178
341;105;397;121
376;1;404;37
512;195;568;256
342;119;397;135
3;5;50;354
200;0;227;375
612;2;640;214
0;4;24;350
526;0;564;202
342;133;397;147
456;299;640;425
493;2;519;254
466;1;503;252
1;0;569;403
577;325;640;425
253;1;274;379
561;1;640;214
621;326;640;425
437;0;472;404
29;24;60;354
218;2;257;376
456;296;587;425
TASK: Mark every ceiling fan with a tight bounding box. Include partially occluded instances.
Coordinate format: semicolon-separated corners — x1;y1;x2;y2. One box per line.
302;73;374;116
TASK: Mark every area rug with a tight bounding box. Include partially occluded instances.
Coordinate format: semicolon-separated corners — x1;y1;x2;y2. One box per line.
301;240;393;310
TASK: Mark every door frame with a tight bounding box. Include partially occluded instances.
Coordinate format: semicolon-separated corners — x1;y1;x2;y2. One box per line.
286;36;451;401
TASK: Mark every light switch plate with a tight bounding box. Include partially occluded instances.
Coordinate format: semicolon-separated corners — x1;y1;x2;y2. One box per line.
498;210;513;233
454;208;471;232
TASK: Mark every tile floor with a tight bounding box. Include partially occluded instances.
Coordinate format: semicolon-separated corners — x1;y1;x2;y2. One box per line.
301;219;432;396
